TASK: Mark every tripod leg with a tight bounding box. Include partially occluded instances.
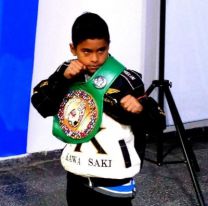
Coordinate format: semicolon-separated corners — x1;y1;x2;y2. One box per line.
164;86;200;171
164;86;205;206
156;131;164;165
145;82;164;165
145;82;157;96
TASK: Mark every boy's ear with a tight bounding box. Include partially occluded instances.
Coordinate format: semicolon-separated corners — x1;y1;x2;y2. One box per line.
70;43;76;56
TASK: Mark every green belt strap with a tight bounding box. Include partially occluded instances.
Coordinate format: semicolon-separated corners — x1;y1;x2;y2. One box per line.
52;55;125;143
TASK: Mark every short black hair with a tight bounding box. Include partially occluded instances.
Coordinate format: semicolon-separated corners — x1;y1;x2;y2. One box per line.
72;12;110;48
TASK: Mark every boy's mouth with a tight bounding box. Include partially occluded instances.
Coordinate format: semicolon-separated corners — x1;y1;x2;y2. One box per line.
87;65;100;70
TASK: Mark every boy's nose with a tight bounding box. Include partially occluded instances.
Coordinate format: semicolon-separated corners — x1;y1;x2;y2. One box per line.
91;53;98;62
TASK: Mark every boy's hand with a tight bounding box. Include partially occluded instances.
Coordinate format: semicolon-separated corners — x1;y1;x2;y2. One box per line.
120;95;143;114
64;60;86;79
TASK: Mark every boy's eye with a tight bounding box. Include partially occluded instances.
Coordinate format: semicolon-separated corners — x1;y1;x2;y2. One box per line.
98;47;107;53
82;49;91;54
81;47;107;55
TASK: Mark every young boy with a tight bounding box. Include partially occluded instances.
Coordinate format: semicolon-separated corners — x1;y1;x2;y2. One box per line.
31;12;146;206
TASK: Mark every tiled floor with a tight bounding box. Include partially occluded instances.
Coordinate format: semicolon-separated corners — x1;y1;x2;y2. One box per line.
0;136;207;206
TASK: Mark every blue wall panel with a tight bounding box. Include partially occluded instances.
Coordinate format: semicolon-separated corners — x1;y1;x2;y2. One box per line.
0;0;39;157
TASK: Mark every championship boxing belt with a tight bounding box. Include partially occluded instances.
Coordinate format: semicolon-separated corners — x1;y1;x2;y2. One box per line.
52;56;125;144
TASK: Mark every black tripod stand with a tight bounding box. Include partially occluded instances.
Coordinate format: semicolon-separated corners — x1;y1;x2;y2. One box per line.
144;1;205;205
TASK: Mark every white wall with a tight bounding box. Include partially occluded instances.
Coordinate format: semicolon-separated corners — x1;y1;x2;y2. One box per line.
27;0;208;154
27;0;145;153
142;0;208;125
141;0;160;88
165;0;208;123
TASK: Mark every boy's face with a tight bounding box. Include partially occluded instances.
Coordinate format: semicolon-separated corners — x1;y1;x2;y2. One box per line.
70;39;109;74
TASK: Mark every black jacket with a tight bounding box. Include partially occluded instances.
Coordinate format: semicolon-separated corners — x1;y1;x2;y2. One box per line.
31;61;147;161
31;61;145;122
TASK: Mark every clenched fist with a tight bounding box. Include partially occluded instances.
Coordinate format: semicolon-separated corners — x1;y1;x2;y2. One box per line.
64;60;86;79
120;94;143;114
